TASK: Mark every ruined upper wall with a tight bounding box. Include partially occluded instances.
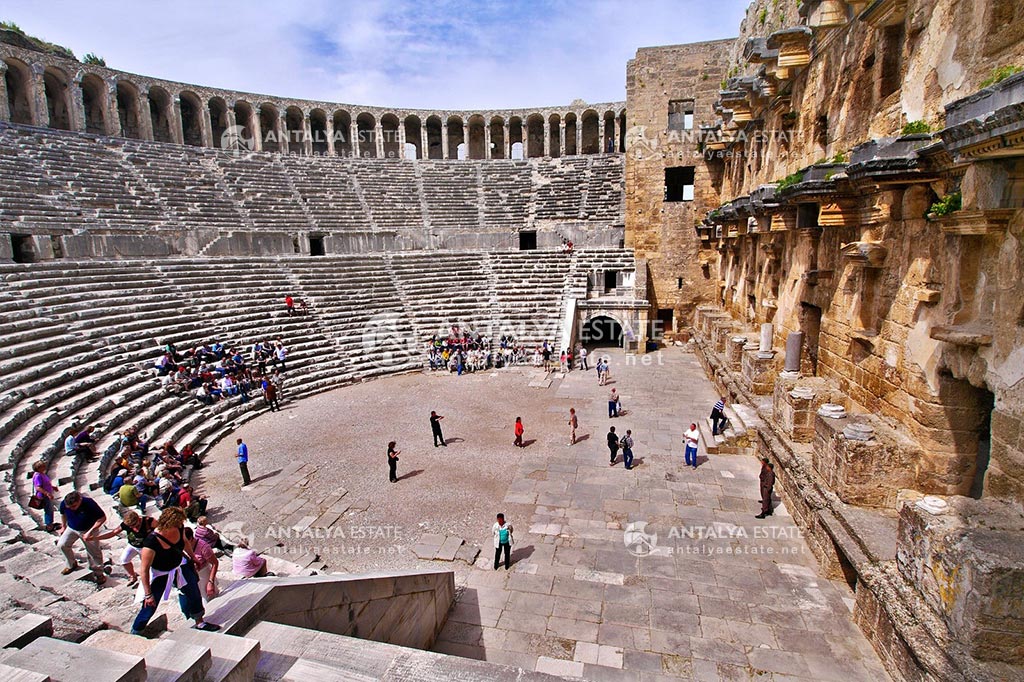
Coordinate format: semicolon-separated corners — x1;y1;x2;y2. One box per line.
715;0;1024;201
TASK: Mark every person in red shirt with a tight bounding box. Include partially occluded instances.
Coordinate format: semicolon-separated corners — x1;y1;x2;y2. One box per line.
284;295;294;316
514;417;525;448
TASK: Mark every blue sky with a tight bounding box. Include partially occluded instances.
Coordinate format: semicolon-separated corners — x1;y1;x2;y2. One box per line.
3;0;749;109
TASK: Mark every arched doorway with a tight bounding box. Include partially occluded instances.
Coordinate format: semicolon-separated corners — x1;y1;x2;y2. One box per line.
116;81;142;139
581;110;599;154
332;110;351;155
447;116;464;159
260;104;281;152
208;98;228;148
310;109;328;154
582;315;623;348
80;73;107;135
548;114;561;158
285;106;305;154
468;114;486;159
526;114;544;158
43;67;72;130
564;113;577;155
489;116;505;159
4;58;33;124
148;86;174;143
356;112;376;157
180;91;204;146
425;115;443;159
381;113;400;158
404;115;422;159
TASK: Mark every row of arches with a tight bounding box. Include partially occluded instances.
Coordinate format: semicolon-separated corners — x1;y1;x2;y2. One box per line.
2;56;627;159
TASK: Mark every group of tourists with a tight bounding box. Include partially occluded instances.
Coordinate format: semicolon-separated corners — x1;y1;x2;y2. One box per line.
154;339;287;412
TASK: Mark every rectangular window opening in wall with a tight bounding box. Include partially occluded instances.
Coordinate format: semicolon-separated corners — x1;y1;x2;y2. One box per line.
309;236;325;256
519;230;537;251
665;166;695;202
11;234;34;263
655;308;674;338
797;203;819;229
879;24;905;99
604;270;618;293
668;99;695;131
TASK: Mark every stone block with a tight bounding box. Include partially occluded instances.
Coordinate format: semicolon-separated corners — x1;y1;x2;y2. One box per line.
895;496;1024;664
0;614;52;649
811;413;921;507
4;637;145;682
741;349;779;395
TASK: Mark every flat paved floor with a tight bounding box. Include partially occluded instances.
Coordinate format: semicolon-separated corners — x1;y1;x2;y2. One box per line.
203;347;889;681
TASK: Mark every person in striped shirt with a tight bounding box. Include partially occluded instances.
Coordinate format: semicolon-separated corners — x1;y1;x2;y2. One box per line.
710;397;727;436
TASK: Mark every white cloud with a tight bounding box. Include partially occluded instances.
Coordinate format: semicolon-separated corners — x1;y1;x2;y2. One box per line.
2;0;748;109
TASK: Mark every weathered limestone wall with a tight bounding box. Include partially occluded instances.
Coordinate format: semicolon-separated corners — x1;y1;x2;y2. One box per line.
625;39;733;332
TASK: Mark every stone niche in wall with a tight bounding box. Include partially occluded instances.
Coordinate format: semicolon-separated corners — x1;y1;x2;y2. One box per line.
896;495;1024;666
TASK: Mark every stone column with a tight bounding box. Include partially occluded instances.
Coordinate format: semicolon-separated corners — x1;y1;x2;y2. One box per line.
784;332;803;373
543;120;551;157
70;74;87;132
614;117;622;153
558;122;565;157
104;80;119;136
462;122;469;159
374;121;384;158
30;63;48;127
484;124;492;159
420;125;428;160
170;96;184;144
504;123;511;159
398;123;406;158
324;117;335;155
224;108;237;149
303;114;313;155
441;124;449;159
576;117;583;156
138;89;154;141
349;122;359;156
276;115;287;154
598;123;606;157
758;323;774;359
249;110;262;152
200;103;213;148
0;61;8;122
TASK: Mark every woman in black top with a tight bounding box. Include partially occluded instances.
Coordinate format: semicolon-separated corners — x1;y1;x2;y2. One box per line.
130;506;219;635
388;441;400;482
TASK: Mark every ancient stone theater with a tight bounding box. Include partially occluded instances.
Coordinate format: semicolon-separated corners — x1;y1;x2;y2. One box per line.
0;1;1021;680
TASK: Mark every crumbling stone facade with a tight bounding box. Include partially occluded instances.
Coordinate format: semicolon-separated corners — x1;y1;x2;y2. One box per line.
626;1;1024;680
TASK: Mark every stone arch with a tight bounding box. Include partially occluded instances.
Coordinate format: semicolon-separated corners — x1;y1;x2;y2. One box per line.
581;313;625;347
356;112;376;157
618;109;626;152
116;80;143;139
509;116;524;158
603;110;617;153
309;108;328;154
332;109;351;155
426;115;443;159
179;90;204;146
79;72;107;135
148;86;174;143
208;97;228;148
548;113;561;158
43;66;73;130
381;113;400;158
489;116;505;159
581;109;599;154
526;113;544;158
447;115;464;159
285;105;304;154
564;112;577;155
233;100;256;149
403;114;422;159
468;114;486;159
260;103;281;152
3;58;33;124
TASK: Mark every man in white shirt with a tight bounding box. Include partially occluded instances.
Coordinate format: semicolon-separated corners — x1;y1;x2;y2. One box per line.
684;423;700;469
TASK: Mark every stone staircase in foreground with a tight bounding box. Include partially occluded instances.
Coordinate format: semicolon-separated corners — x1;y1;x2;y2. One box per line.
0;572;570;682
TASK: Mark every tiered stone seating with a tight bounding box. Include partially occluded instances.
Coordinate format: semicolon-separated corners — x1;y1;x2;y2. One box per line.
420;162;482;229
533;157;586;221
122;141;248;232
280;155;371;232
480;161;531;229
0;127;86;234
584;154;625;223
349;159;424;231
388;251;494;341
18;130;169;232
288;256;422;379
214;153;309;232
490;251;573;346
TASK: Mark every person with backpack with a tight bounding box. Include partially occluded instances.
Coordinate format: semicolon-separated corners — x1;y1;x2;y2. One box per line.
620;429;635;470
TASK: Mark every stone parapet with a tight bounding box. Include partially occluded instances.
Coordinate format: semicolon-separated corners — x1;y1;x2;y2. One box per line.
772;375;846;442
895;495;1024;665
812;411;923;508
741;347;778;395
